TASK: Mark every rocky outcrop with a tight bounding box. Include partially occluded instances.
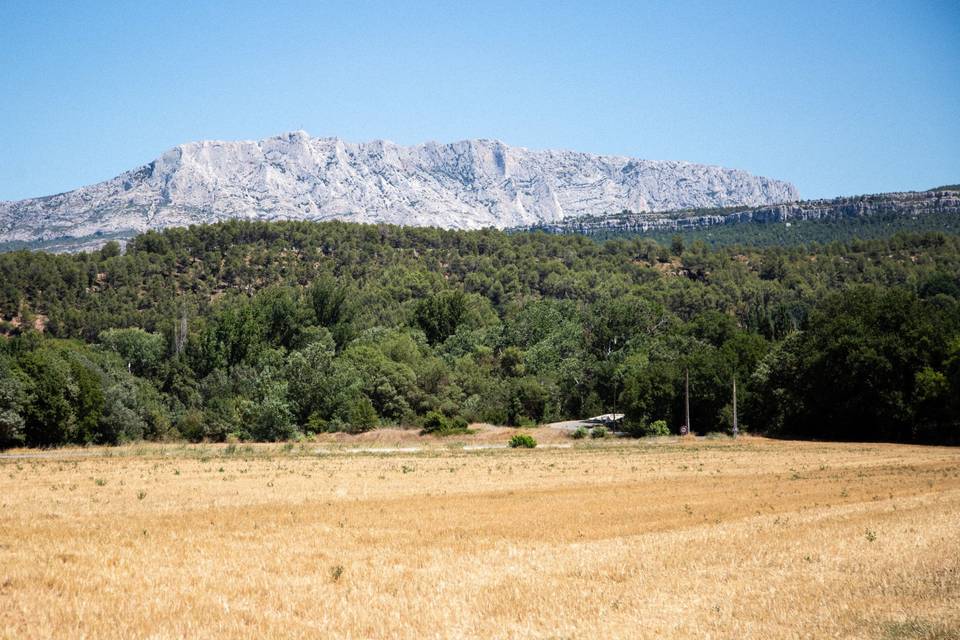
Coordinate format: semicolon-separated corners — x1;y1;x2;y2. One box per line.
0;131;798;244
526;190;960;235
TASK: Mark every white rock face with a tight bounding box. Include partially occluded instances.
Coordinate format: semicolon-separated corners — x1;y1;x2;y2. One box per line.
0;131;799;242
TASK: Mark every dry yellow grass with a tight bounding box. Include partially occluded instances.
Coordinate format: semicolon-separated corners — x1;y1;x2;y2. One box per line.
1;435;959;639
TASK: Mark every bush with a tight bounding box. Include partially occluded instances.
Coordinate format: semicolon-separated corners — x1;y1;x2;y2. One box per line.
421;410;449;434
571;426;588;439
177;409;206;442
644;419;670;437
422;411;472;436
590;426;608;439
508;433;537;448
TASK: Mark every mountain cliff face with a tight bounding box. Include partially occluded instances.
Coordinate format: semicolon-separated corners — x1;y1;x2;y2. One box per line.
524;190;960;235
0;131;798;244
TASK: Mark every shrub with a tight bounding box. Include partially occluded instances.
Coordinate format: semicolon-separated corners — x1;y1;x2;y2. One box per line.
177;409;206;442
508;433;537;448
421;410;449;433
571;426;588;439
644;419;670;437
421;411;472;436
590;426;608;439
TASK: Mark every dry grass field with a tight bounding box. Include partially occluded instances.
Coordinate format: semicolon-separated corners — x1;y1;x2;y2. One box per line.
1;434;959;639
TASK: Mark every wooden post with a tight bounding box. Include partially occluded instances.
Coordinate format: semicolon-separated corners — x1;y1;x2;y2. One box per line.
732;376;738;438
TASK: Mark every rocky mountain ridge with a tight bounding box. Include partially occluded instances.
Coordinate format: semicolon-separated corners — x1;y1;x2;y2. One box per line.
522;190;960;235
0;131;798;244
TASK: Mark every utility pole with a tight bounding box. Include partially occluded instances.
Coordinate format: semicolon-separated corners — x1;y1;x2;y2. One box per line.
684;367;691;436
732;376;739;438
612;374;617;421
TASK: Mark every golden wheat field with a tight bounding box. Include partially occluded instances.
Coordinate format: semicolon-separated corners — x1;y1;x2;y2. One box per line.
1;433;959;639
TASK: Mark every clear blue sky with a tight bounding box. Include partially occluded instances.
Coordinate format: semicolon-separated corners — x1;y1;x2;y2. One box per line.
1;0;958;201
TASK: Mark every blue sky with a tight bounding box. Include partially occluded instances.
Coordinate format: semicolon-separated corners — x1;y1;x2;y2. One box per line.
1;0;958;201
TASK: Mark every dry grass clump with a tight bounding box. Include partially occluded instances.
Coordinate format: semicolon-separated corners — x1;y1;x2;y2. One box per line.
1;437;958;638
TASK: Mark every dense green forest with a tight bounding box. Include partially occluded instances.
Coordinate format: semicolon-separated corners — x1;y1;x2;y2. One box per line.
1;219;959;448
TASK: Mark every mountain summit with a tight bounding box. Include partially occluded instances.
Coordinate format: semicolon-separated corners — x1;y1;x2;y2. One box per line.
0;131;798;243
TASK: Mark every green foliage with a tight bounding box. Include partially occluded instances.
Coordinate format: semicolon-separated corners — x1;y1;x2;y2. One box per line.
307;275;356;346
752;286;960;442
420;410;470;435
508;433;537;448
346;395;379;433
644;419;670;437
414;289;468;345
99;241;122;259
671;234;684;256
16;347;74;446
98;328;165;378
421;410;447;433
590;426;608;439
571;426;588;439
0;361;28;447
1;218;959;446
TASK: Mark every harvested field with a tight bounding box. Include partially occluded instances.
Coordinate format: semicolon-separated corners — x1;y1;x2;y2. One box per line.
1;436;959;638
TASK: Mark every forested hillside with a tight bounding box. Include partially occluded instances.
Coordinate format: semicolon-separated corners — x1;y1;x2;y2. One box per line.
1;220;959;447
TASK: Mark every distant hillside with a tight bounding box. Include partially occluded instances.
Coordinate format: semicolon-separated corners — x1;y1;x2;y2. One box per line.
517;189;960;243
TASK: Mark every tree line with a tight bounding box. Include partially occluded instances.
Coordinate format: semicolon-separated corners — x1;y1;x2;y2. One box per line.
1;219;958;447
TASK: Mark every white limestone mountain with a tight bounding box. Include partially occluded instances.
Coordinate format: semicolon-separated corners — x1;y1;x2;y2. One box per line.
0;131;799;243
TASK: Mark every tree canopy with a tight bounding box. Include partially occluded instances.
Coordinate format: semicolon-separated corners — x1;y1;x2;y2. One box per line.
1;219;958;447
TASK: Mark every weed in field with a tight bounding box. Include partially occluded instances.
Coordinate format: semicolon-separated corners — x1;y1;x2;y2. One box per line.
881;619;954;640
137;490;147;500
509;434;537;448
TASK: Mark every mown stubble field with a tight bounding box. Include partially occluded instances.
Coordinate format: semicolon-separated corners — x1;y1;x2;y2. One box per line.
1;435;959;639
